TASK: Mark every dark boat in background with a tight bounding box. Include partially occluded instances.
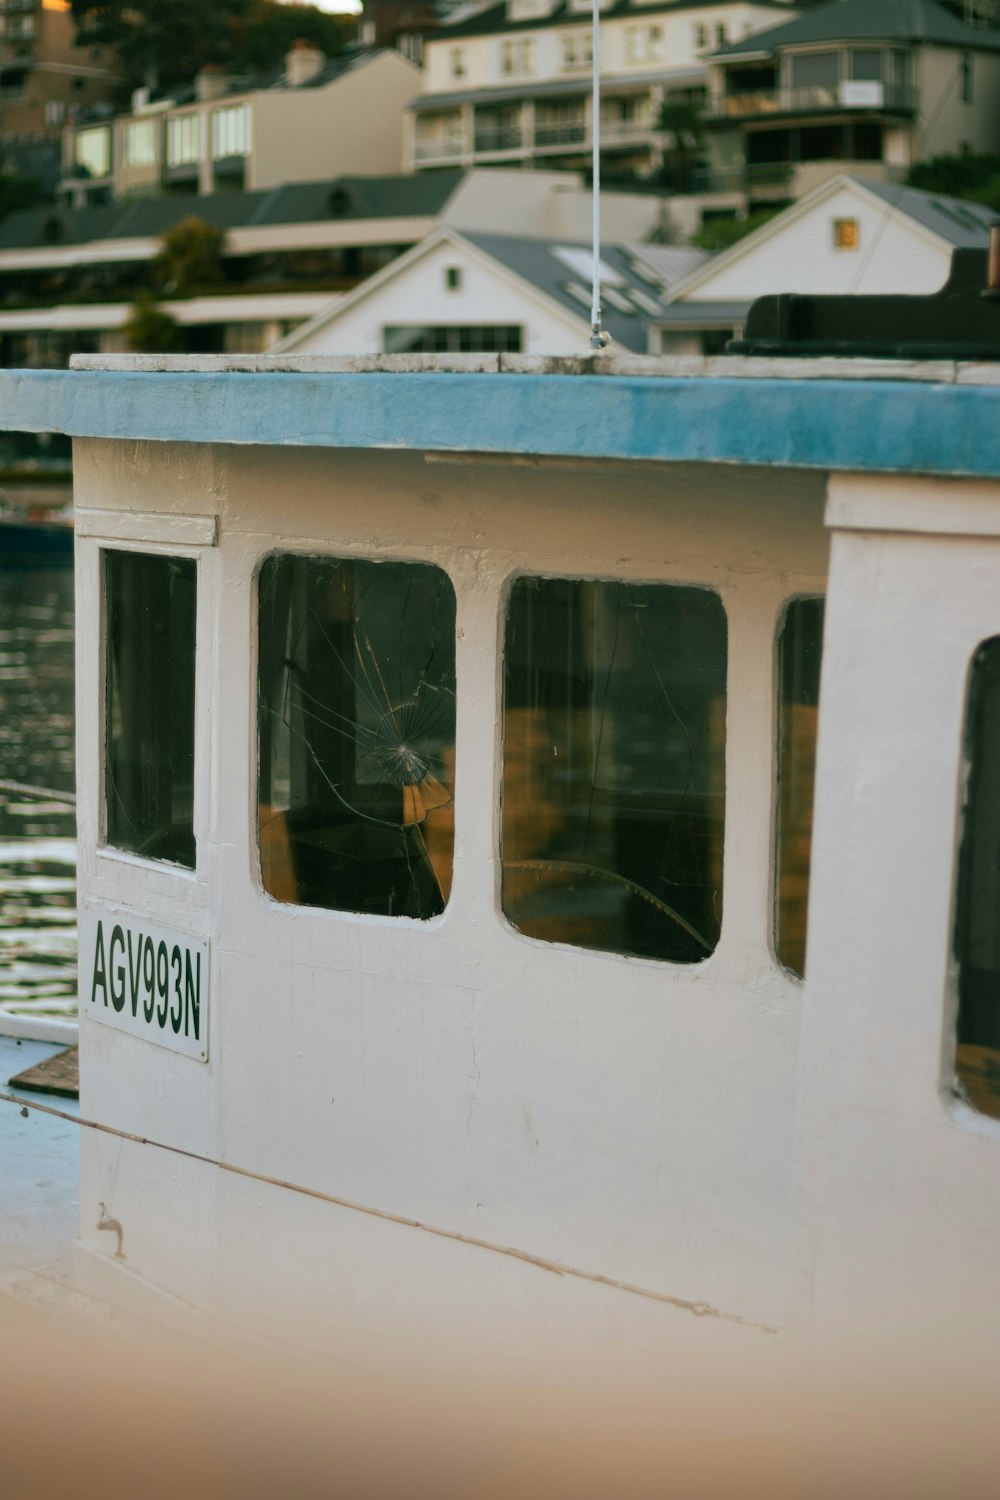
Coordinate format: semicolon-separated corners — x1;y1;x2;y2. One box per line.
0;479;73;566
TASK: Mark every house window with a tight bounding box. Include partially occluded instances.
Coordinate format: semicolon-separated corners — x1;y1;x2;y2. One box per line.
257;555;457;919
104;550;197;868
450;47;466;78
775;597;824;977
45;99;66;128
961;53;973;103
561;29;593;70
167;113;204;167
694;24;709;49
211;103;250;159
625;25;662;64
502;576;727;964
383;325;522;352
122;119;158;168
953;637;1000;1119
444;265;463;291
500;38;534;76
833;217;860;250
715;23;727;46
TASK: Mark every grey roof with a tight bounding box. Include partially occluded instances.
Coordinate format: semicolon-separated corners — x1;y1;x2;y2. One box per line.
442;0;796;38
654;300;751;327
623;243;711;285
859;178;999;245
461;231;671;350
413;66;703;109
712;0;1000;57
0;172;466;252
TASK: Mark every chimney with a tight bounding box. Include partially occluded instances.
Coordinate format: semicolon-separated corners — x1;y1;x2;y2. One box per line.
196;65;230;102
285;39;325;87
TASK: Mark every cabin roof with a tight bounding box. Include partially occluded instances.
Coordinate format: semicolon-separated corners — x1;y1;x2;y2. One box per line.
1;356;997;480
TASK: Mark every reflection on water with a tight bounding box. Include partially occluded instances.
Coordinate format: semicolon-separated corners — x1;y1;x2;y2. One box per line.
0;564;76;1021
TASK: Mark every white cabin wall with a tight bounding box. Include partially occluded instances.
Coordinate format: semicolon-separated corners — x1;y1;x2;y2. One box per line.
795;475;1000;1460
72;437;829;1388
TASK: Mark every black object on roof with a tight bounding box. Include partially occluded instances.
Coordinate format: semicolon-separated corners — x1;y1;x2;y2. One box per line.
729;245;1000;360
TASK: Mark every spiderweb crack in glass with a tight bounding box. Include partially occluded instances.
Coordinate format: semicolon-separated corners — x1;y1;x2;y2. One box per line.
258;556;457;920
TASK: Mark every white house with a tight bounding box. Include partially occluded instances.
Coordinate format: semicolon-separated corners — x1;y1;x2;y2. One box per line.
652;172;998;354
407;0;803;175
702;0;1000;203
271;224;706;355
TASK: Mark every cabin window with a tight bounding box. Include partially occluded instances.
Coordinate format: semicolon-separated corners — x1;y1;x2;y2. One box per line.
953;637;1000;1119
775;596;824;977
104;550;197;868
501;576;726;964
257;555;456;919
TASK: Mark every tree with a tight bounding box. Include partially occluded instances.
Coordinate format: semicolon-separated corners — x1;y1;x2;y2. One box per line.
124;295;183;354
69;0;253;96
658;97;705;194
69;0;350;98
690;208;782;253
230;1;354;75
152;217;226;296
906;154;1000;214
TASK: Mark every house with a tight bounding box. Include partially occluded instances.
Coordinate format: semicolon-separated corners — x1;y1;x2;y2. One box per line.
60;45;420;208
270;223;706;354
406;0;805;176
701;0;1000;205
0;0;117;192
0;169;684;365
651;171;998;353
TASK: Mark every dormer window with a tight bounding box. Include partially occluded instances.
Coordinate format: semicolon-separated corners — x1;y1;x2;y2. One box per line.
694;23;709;50
507;0;553;18
624;24;663;64
450;46;466;79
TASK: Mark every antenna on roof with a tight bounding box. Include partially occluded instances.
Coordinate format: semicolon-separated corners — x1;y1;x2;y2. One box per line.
590;0;610;352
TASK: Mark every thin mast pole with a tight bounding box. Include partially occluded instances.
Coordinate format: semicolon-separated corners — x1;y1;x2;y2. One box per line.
590;0;608;349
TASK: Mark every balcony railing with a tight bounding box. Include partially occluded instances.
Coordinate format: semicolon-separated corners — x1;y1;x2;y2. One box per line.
706;82;917;120
534;123;586;148
413;136;466;162
472;126;522;153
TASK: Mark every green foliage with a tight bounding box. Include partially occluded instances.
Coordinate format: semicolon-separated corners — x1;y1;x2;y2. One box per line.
68;0;348;96
124;294;183;354
152;217;226;296
906;154;1000;214
657;97;705;194
0;174;44;223
690;208;782;253
231;1;354;74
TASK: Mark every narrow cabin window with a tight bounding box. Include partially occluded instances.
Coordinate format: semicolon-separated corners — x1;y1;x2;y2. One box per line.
774;596;824;978
953;638;1000;1119
104;550;197;868
257;555;456;919
501;576;727;964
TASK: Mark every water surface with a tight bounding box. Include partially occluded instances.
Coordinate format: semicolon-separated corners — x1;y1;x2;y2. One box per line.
0;563;76;1023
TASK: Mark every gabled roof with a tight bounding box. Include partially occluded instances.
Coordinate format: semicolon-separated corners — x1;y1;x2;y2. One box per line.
0;173;466;252
659;172;996;309
711;0;1000;57
272;225;680;354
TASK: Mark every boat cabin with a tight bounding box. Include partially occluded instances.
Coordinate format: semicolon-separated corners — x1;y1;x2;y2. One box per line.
4;352;1000;1467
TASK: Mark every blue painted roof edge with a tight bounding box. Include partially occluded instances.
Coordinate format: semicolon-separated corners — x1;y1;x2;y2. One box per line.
2;367;999;478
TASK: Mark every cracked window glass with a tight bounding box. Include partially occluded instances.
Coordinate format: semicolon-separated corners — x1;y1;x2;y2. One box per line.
258;555;456;918
775;596;824;977
105;549;197;868
954;637;1000;1120
502;576;726;964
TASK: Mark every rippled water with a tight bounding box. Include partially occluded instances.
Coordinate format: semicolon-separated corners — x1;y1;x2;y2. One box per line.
0;563;76;1022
